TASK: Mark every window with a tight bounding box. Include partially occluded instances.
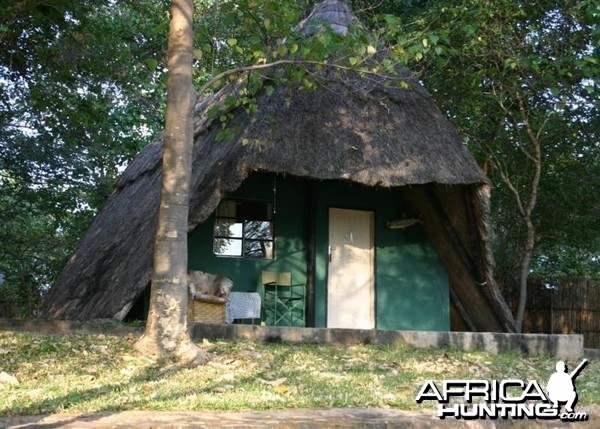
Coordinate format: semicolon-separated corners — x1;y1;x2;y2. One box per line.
213;199;274;259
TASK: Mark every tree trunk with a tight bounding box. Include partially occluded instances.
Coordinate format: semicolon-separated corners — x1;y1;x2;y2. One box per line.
515;218;535;332
135;0;208;364
513;97;543;333
487;93;543;334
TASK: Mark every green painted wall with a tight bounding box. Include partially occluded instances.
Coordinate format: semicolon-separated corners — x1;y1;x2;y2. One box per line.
188;174;308;293
188;174;449;331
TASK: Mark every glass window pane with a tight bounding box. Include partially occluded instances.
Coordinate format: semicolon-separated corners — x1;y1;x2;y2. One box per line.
214;219;242;238
243;240;274;259
244;221;273;240
214;238;242;257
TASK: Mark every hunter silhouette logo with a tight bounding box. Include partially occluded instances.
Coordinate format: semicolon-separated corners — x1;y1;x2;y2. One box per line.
547;359;588;413
416;359;589;421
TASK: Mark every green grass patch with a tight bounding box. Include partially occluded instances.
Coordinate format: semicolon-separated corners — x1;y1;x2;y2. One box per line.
0;332;598;416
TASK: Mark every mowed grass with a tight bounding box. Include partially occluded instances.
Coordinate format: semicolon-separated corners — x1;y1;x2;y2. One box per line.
0;331;598;416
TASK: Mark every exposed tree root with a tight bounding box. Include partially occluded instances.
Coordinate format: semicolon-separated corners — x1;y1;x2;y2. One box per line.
134;333;211;366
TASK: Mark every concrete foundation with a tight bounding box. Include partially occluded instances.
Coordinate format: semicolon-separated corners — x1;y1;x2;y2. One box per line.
0;319;584;359
190;324;584;359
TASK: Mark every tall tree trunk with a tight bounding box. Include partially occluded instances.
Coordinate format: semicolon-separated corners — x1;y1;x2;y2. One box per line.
513;97;543;333
515;218;535;332
135;0;208;364
490;94;543;333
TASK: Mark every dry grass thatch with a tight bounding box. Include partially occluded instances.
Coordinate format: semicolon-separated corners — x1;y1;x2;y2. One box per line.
298;0;360;36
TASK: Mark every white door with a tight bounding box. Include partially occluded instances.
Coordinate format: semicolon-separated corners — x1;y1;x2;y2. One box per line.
327;208;375;329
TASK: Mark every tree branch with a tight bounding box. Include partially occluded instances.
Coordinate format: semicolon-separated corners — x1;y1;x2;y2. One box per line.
196;58;405;97
516;93;542;218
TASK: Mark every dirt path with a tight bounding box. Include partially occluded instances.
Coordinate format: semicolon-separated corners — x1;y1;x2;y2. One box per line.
2;407;600;428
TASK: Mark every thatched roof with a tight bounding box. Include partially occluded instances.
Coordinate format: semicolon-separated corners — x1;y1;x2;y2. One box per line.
41;0;516;332
298;0;360;36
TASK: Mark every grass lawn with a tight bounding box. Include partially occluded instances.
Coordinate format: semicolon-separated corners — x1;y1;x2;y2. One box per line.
0;331;598;416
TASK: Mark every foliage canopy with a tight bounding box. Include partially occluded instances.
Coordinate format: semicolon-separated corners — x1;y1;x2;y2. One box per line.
0;0;598;317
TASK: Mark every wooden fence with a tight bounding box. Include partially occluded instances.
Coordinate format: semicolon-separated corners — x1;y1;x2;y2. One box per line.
0;299;16;319
517;278;600;349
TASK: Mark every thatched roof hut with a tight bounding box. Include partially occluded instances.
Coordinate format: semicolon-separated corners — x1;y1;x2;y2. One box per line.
41;0;516;332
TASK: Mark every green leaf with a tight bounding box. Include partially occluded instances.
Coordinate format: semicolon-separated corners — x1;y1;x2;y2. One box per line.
462;24;476;37
549;87;561;97
224;95;237;108
397;80;409;89
384;14;401;28
144;58;158;71
504;58;517;69
302;77;314;90
227;38;238;47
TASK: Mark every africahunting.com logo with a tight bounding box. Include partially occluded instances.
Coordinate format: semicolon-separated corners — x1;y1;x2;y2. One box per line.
416;359;589;422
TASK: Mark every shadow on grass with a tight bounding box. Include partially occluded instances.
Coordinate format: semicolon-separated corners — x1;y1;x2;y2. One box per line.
0;358;196;428
0;341;305;427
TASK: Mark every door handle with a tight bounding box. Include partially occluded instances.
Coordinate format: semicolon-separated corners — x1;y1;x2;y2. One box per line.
328;245;333;263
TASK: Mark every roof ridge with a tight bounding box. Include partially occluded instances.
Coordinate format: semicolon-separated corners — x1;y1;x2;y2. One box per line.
298;0;360;37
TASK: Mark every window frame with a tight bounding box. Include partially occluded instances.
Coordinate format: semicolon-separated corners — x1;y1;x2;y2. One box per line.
213;198;275;259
